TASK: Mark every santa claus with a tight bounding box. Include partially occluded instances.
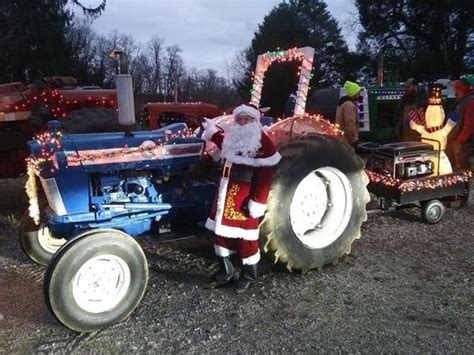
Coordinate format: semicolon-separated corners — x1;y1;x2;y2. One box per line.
201;103;281;293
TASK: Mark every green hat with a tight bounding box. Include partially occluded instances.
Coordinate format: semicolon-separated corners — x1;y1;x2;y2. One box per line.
344;81;362;97
460;75;474;87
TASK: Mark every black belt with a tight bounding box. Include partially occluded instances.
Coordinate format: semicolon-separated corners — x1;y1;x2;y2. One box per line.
222;164;253;182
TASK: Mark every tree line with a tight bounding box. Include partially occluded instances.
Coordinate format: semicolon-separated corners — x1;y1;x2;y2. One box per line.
0;0;238;107
234;0;473;114
67;22;238;107
0;0;472;113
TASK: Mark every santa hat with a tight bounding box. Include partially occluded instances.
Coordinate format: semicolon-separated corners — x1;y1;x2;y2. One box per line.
232;103;261;120
454;79;472;93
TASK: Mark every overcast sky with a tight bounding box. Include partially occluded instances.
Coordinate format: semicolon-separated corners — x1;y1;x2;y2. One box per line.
88;0;358;77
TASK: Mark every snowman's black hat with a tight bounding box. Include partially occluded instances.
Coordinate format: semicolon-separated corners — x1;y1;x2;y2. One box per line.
428;83;443;105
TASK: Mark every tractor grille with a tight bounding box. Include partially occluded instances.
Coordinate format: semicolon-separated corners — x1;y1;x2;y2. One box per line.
40;177;67;216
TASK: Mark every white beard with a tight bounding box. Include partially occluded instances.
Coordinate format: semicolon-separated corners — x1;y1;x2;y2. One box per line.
222;120;262;161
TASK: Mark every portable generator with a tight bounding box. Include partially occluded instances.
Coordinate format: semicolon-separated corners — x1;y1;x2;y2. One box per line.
365;141;439;179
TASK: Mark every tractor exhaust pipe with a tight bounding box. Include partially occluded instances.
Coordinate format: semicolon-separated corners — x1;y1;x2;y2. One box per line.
377;53;384;87
111;49;135;136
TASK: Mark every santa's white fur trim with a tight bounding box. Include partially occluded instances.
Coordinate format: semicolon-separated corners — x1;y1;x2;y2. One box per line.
242;252;261;265
214;244;237;257
233;104;260;120
225;151;281;167
202;125;220;142
205;218;260;241
248;199;267;218
213;177;229;227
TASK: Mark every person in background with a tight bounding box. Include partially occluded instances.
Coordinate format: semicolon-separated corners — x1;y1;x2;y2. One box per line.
335;80;362;150
446;77;474;171
396;78;427;141
284;92;297;117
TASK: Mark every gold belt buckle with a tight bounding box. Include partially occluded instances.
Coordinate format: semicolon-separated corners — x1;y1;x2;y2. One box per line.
223;162;232;178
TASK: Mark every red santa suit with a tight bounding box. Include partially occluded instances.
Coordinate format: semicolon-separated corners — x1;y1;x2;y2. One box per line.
447;81;474;171
201;107;281;266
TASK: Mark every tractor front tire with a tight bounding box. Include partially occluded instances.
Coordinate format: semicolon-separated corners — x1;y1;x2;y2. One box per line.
19;212;66;266
261;134;370;272
44;229;148;332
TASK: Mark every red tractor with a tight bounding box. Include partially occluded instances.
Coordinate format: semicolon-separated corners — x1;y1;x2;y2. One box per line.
0;77;118;178
143;101;222;130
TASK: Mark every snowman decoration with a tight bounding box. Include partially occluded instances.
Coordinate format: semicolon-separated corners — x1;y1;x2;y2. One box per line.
409;83;458;176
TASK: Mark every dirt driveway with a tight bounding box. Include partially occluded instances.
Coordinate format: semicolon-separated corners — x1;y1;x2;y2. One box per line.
0;177;472;353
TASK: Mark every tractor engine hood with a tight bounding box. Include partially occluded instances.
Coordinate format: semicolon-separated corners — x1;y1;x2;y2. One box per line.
27;122;205;176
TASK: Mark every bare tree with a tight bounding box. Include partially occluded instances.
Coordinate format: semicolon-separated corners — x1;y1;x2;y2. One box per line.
92;34;114;86
199;69;219;102
67;20;98;74
163;45;185;100
228;50;249;88
147;36;164;95
181;67;199;101
181;68;239;107
130;52;151;93
118;33;139;64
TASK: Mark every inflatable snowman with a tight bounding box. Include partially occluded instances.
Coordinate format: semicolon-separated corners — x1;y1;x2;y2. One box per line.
409;83;458;176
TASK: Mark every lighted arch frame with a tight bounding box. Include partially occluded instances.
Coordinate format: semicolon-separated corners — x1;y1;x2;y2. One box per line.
250;46;315;116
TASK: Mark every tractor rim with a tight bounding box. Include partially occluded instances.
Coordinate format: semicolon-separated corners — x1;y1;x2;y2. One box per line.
290;167;353;249
72;254;131;314
37;225;66;254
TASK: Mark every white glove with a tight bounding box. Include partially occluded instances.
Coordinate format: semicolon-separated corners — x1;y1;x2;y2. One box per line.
201;117;220;142
202;117;215;130
247;199;267;218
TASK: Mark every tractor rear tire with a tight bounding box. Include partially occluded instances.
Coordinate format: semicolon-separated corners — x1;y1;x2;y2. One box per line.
44;229;148;332
59;107;123;134
260;134;370;272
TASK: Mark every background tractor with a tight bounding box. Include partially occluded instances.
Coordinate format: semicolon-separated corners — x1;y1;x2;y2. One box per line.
20;47;370;332
0;76;118;178
307;80;457;143
143;101;222;130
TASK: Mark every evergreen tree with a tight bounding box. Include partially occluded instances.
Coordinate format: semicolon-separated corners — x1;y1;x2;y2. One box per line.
356;0;474;81
0;0;106;83
235;0;354;116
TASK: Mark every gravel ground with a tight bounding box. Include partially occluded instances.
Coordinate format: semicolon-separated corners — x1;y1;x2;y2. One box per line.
0;177;473;353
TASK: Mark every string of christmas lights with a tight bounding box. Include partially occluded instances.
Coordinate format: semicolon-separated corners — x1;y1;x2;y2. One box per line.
399;172;471;192
26;125;201;173
2;87;116;119
365;170;401;187
268;113;342;145
249;47;313;108
366;169;471;192
66;145;160;166
26;130;63;173
25;163;40;225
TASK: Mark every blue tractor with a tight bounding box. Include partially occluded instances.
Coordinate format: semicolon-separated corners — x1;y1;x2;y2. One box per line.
19;47;370;332
20;117;370;332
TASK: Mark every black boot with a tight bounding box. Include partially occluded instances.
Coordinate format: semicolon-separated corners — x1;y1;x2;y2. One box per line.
236;264;258;294
204;257;235;289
